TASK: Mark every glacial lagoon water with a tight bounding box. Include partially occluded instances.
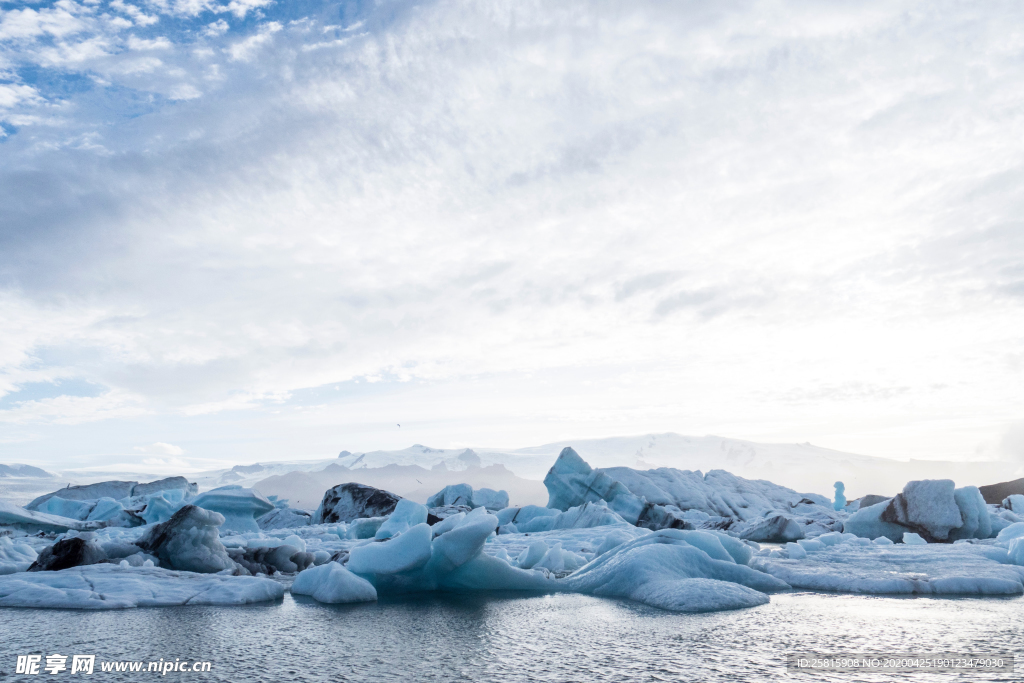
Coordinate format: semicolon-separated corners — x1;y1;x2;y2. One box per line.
1;591;1021;682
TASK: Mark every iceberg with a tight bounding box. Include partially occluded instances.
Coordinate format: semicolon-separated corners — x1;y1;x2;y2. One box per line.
0;500;98;534
313;483;402;524
880;480;964;542
844;481;996;542
0;537;37;575
28;536;107;571
135;505;236;573
190;486;275;534
737;513;804;543
296;509;784;613
0;564;283;609
257;507;313;530
291;562;377;603
374;499;428;540
833;482;846;511
562;529;787;612
426;484;509;511
841;500;910;542
498;501;631;533
543;447;837;533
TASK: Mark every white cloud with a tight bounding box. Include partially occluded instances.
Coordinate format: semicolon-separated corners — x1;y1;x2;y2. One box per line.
2;0;1024;467
134;441;185;455
226;20;280;61
168;82;201;99
0;83;40;108
222;0;272;19
127;34;172;50
0;5;87;40
203;19;228;36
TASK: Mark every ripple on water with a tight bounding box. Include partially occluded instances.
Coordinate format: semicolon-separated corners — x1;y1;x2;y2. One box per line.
0;591;1021;682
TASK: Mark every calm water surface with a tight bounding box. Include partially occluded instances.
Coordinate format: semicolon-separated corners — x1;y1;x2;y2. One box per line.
1;591;1021;682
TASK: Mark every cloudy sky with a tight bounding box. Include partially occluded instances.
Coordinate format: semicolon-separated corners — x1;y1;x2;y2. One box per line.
1;0;1022;472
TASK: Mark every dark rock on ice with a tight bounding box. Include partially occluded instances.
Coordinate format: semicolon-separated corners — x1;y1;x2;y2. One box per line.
979;478;1024;505
857;494;890;509
29;537;107;571
313;483;402;524
135;505;235;573
229;545;314;575
738;513;805;542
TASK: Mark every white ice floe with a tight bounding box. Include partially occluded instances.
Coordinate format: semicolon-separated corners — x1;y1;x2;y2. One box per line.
752;541;1024;595
0;564;283;609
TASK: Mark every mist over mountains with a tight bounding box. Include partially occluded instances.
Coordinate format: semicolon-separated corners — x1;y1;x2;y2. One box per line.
3;433;1020;506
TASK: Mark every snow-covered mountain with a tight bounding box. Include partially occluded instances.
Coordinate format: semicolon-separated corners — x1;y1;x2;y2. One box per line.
4;432;1018;505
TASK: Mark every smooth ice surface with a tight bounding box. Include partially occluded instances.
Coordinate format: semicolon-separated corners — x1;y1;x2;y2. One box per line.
752;542;1024;595
0;564;283;609
291;562;377;604
190;486;275;534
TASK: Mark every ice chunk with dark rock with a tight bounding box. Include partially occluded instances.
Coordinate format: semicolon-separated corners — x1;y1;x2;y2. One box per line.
257;507;312;530
136;505;235;573
738;513;805;542
880;480;964;542
857;494;890;509
1003;495;1024;513
842;500;913;542
29;537;107;571
313;483;402;524
229;545;314;575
